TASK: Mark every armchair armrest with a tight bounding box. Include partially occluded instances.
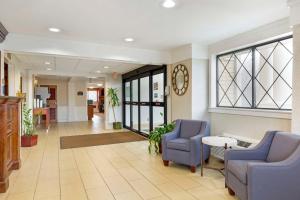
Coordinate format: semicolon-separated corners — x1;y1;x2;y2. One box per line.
225;131;277;162
247;144;300;200
162;120;181;160
190;123;210;166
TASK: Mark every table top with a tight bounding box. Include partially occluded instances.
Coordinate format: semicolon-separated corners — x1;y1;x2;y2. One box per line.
202;136;237;147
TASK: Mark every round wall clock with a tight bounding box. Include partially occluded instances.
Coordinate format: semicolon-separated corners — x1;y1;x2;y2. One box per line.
172;64;189;96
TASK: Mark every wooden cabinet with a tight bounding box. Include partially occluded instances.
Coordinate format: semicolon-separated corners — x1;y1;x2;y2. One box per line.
0;96;21;193
87;105;94;120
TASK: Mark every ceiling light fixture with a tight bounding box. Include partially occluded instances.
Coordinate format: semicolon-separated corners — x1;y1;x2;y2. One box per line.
97;83;103;87
124;38;134;42
48;27;61;33
45;61;51;65
46;67;52;71
162;0;176;8
96;70;101;73
104;66;110;69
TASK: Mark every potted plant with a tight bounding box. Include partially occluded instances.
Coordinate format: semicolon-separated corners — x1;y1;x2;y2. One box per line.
148;121;175;154
107;88;122;129
21;104;38;147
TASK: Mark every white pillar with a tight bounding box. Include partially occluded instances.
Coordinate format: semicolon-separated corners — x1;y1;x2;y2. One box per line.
23;69;34;108
288;0;300;133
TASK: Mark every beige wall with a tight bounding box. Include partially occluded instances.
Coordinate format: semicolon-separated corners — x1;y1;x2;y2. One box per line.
36;78;69;106
170;59;193;120
292;24;300;133
168;58;209;122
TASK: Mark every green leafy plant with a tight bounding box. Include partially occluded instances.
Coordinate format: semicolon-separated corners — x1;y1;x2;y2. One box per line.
107;88;122;129
107;88;120;123
22;104;35;136
148;121;175;154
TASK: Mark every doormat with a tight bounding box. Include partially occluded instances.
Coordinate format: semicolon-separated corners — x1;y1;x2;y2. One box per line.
60;131;147;149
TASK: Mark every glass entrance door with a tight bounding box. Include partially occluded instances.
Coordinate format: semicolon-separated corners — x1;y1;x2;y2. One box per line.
152;70;166;130
140;76;150;134
123;66;166;136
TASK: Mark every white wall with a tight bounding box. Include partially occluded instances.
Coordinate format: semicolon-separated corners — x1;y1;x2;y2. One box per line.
208;18;292;138
68;77;88;122
192;58;209;121
292;24;300;132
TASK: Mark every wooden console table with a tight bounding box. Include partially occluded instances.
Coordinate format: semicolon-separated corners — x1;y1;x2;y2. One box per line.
0;96;22;192
33;107;50;128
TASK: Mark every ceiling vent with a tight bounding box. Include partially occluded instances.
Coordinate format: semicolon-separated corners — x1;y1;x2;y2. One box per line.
0;22;8;43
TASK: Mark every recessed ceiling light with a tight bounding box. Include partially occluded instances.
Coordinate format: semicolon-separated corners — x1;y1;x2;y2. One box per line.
162;0;176;8
104;66;110;69
96;70;101;73
46;67;52;71
48;27;61;33
97;83;103;87
45;61;51;65
124;38;134;42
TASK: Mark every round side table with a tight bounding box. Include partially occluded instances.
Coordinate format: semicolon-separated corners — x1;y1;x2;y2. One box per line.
201;136;237;176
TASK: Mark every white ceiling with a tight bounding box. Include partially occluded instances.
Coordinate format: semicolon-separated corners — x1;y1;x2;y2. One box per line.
0;0;289;50
13;53;143;77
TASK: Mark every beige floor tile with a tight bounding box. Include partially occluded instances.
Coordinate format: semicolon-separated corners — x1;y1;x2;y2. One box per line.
34;195;60;200
81;172;106;189
104;175;133;195
114;191;143;200
61;183;87;200
118;167;144;181
86;186;115;200
6;191;34;200
3;122;234;200
129;179;163;199
34;179;60;199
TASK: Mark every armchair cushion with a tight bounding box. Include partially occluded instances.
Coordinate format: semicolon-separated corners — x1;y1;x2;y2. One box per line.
227;160;265;184
180;120;202;138
267;133;300;162
167;138;190;152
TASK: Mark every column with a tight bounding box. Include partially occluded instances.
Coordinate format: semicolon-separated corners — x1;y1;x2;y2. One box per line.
289;0;300;133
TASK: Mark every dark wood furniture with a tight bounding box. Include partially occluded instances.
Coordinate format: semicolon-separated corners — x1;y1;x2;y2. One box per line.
4;63;9;96
0;96;22;192
87;105;95;120
40;85;57;122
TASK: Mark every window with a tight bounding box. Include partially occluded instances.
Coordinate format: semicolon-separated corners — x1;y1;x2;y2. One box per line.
217;36;293;110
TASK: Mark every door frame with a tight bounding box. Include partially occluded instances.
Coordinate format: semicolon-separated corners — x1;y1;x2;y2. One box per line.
122;65;167;136
40;85;57;122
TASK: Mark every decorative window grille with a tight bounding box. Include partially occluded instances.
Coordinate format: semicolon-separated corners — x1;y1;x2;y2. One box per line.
217;36;293;110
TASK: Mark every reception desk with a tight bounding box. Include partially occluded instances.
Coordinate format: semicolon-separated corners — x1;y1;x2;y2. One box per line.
0;96;22;192
33;107;50;128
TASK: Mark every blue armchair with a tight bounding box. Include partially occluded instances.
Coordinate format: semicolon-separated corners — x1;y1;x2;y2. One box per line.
162;119;210;173
225;131;300;200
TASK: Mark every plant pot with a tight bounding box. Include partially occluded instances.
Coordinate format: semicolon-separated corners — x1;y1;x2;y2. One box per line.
113;122;122;129
21;135;38;147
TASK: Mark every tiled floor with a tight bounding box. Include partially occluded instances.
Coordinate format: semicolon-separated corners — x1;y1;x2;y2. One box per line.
0;122;236;200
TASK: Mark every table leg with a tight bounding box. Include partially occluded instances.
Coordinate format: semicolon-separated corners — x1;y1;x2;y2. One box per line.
201;139;204;176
